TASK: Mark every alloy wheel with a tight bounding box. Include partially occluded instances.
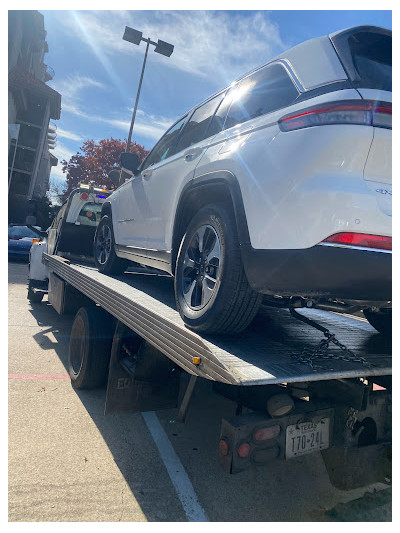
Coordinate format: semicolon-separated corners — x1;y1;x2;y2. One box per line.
96;223;112;265
182;224;221;310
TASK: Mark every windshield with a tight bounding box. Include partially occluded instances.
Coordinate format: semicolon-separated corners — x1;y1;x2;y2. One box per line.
349;32;392;91
8;226;37;239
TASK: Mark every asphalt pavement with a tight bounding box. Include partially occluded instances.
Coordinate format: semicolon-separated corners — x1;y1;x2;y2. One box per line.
8;261;392;522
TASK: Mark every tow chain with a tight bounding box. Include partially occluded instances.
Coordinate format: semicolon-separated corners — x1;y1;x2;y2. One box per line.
289;308;372;371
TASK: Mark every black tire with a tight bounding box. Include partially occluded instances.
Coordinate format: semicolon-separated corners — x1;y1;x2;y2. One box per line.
27;281;44;303
174;203;262;334
363;308;392;336
68;306;114;389
94;215;129;275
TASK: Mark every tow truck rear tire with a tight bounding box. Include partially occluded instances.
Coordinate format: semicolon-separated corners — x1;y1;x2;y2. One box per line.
363;308;392;336
94;215;129;275
68;306;114;389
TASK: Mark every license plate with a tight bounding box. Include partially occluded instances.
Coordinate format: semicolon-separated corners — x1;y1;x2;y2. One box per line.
286;417;330;458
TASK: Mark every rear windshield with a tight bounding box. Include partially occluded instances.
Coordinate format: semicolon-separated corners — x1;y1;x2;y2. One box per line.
349;31;392;91
76;202;103;227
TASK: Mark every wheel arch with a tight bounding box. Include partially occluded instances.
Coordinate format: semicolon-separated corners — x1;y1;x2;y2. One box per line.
171;171;250;274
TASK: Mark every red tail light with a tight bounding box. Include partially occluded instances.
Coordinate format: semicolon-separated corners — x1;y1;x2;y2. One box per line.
279;100;391;131
237;442;251;458
322;232;392;251
253;426;281;442
219;439;229;456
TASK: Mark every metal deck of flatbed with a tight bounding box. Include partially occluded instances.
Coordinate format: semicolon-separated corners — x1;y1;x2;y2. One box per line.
43;253;392;386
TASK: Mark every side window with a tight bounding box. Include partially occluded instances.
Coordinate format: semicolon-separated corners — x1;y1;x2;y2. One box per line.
141;116;187;170
173;94;225;153
224;63;299;130
349;32;391;91
76;203;103;227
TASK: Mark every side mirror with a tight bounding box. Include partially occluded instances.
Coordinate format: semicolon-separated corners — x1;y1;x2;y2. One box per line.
26;215;37;226
120;152;140;176
108;169;121;186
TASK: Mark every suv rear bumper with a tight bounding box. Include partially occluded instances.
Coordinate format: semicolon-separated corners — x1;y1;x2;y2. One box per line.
241;243;392;302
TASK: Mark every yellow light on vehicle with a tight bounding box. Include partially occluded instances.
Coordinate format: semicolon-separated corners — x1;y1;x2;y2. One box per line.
192;356;201;365
32;238;40;244
80;184;90;189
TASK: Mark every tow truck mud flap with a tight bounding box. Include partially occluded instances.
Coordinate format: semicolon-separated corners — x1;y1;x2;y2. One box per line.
48;272;93;315
105;321;180;415
321;442;391;490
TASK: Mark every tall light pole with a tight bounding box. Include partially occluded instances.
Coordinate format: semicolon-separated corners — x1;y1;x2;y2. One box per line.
8;123;20;192
123;26;174;152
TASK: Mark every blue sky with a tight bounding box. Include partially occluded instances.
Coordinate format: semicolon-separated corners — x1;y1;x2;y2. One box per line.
42;9;392;190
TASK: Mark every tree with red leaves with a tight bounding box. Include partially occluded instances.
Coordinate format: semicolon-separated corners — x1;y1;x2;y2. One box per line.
61;138;149;200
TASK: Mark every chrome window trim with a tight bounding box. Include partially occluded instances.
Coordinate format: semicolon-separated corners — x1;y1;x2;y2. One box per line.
276;59;305;93
318;242;392;254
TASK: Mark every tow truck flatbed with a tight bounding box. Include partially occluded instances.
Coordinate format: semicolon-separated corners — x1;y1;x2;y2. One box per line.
43;253;391;386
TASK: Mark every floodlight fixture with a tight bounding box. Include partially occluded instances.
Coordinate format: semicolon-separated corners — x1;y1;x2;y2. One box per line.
123;26;142;45
123;26;175;152
154;39;174;57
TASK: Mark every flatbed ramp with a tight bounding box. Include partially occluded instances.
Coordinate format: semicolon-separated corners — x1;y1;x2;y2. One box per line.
44;253;391;386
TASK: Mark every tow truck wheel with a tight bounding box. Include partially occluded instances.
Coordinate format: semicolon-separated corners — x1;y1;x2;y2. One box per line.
94;215;128;275
68;306;114;389
363;308;392;336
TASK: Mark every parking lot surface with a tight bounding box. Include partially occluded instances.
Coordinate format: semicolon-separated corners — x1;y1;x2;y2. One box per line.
8;261;391;522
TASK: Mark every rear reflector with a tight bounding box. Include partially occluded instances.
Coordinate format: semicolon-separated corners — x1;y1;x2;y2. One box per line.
279;100;392;131
322;232;392;251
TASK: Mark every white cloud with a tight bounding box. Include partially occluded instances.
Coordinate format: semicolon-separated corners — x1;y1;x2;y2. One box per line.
51;68;173;142
60;100;173;142
49;141;76;181
52;10;286;85
104;112;173;140
51;74;107;102
47;11;287;146
57;127;84;142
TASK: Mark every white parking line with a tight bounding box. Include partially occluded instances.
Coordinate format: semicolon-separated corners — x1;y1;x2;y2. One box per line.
142;411;209;522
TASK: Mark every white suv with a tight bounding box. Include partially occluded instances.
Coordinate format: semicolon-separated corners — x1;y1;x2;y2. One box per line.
94;25;392;335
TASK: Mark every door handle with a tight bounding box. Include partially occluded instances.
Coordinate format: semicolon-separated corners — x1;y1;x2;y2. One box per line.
142;170;152;179
183;147;203;161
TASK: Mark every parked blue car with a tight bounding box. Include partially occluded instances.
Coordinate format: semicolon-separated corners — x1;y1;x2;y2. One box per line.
8;225;41;261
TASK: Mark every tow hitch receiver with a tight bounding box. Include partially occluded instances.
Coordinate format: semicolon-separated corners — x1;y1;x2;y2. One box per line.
219;408;334;474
